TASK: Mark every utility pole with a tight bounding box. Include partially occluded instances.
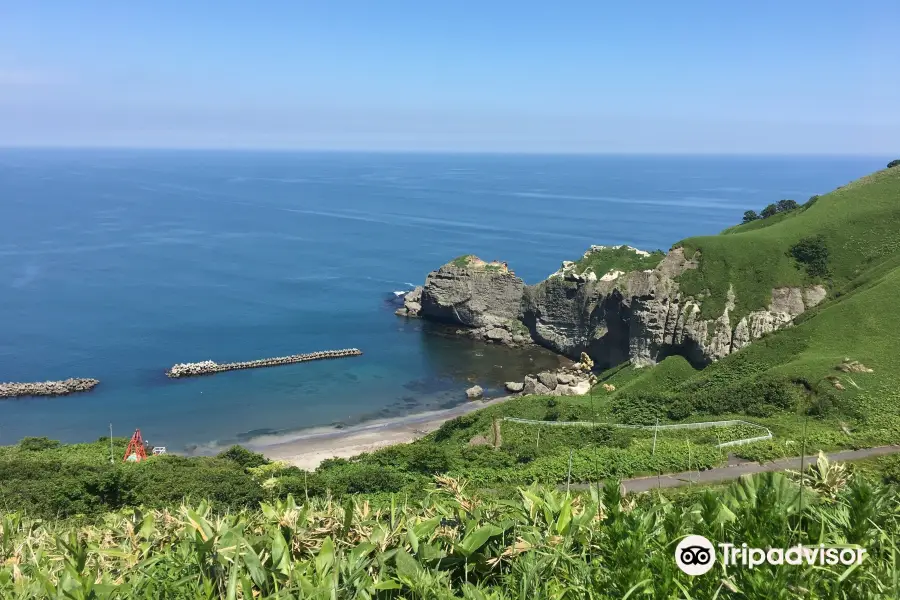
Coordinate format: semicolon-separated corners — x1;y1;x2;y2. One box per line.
590;382;595;428
109;423;114;463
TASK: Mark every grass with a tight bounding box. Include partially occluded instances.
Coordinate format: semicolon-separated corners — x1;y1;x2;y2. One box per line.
676;166;900;321
599;355;699;395
572;245;665;276
449;254;508;272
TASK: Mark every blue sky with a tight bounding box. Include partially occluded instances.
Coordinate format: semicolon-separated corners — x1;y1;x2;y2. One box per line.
1;1;898;153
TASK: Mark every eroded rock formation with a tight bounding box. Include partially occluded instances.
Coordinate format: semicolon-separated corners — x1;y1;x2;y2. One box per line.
406;247;827;368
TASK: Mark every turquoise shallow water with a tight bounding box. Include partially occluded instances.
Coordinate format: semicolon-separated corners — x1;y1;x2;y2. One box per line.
0;150;888;451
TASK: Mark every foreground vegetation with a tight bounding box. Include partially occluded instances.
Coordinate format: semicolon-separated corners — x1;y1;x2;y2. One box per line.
1;468;898;599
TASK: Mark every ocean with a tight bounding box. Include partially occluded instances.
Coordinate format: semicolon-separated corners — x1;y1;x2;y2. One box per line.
0;150;888;452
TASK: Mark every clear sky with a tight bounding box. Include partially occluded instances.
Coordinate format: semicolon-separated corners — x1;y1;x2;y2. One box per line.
1;1;898;153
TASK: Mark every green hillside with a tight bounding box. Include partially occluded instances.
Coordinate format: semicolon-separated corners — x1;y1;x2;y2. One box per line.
597;166;900;457
677;166;900;320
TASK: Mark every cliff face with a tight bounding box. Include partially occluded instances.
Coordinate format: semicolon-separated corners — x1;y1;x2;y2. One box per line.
410;248;827;368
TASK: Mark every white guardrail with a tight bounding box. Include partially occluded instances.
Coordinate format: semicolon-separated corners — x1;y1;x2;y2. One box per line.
501;417;772;448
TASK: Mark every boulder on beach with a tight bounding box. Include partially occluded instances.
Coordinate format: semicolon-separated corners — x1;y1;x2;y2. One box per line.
465;385;484;400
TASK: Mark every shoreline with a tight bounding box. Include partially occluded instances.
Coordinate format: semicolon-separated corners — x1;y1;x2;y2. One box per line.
244;394;515;470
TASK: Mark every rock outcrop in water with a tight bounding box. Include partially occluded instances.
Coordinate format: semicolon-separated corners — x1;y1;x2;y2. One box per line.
406;247;827;368
395;286;423;317
0;378;99;399
418;256;533;346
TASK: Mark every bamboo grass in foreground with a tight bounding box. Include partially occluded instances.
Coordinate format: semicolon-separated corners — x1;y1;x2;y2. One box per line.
0;469;898;599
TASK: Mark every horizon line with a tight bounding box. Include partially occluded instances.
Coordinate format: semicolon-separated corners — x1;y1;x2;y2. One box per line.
0;144;894;158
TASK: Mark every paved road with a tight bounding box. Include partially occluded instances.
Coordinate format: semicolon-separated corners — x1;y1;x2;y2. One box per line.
566;445;900;493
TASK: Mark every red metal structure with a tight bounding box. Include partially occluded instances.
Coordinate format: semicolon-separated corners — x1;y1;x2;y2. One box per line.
123;428;148;462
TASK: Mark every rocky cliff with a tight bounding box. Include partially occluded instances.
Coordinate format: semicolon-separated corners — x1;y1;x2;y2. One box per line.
414;255;533;346
406;247;827;368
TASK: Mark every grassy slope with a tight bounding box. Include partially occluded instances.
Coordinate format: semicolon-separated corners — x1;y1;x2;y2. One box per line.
677;167;900;320
591;168;900;459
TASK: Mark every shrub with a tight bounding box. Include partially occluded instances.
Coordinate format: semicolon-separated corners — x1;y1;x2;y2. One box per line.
217;445;268;468
405;445;452;474
126;456;265;510
742;210;759;223
460;445;516;469
760;203;778;218
887;159;900;169
0;457;106;517
19;437;61;451
432;414;477;442
685;374;800;416
0;453;264;518
790;235;830;278
746;403;778;418
878;455;900;483
807;395;835;417
319;463;407;495
666;397;694;421
612;391;669;425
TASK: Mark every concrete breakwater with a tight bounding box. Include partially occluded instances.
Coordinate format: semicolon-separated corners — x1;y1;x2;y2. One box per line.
0;378;100;399
166;348;363;378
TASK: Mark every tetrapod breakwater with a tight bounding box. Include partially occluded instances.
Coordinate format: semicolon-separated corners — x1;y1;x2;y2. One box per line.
0;378;100;399
166;348;363;378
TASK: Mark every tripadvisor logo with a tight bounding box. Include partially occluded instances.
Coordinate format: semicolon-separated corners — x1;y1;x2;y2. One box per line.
675;535;867;576
675;535;716;575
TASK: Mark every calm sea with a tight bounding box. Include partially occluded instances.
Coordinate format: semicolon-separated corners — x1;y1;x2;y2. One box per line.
0;150;887;451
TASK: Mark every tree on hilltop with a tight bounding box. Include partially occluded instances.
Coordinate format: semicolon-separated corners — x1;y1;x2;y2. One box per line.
776;199;799;212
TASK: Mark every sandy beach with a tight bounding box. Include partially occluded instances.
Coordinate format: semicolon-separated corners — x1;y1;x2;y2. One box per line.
246;395;513;470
